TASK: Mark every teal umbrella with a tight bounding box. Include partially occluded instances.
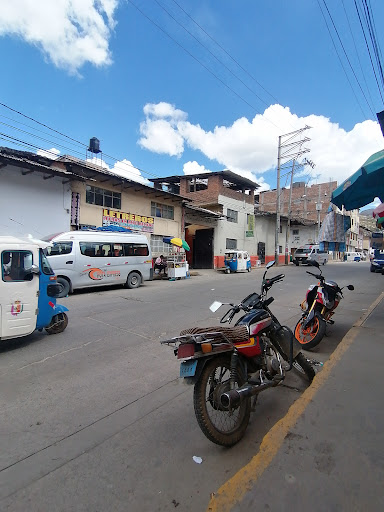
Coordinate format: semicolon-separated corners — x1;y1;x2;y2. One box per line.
331;150;384;210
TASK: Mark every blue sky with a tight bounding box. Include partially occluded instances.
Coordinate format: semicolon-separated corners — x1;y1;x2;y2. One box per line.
1;0;384;205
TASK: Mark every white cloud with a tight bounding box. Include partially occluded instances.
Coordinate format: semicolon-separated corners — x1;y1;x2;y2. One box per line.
36;147;60;159
139;102;384;187
139;119;185;157
0;0;118;73
87;156;150;185
143;102;187;121
182;161;212;175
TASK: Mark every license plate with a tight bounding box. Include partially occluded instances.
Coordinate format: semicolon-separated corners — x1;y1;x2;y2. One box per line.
180;359;198;378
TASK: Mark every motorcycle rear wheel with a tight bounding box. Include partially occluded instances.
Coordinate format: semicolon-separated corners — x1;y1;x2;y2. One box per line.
294;314;326;350
292;353;316;382
193;356;251;447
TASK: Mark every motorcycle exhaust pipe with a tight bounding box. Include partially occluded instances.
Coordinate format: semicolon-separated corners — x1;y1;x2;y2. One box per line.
221;378;279;409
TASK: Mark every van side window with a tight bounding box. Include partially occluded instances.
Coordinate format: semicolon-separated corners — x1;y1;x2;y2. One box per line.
80;243;114;257
2;250;33;282
46;242;73;256
123;243;149;257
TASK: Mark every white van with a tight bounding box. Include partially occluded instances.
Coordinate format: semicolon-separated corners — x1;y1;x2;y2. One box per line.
45;231;153;296
293;244;329;266
344;251;362;262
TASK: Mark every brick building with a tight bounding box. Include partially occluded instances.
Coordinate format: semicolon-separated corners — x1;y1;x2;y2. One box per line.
258;181;338;224
151;171;261;268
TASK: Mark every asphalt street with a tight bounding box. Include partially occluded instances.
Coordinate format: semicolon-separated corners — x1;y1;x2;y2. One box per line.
0;261;382;511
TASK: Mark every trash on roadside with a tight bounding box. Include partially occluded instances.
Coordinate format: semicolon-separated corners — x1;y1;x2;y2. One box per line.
308;359;324;367
193;456;203;464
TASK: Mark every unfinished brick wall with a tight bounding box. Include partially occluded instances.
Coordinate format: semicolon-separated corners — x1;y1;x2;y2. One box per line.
180;174;254;206
259;182;337;223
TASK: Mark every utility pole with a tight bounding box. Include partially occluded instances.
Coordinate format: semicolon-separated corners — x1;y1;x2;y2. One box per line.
275;136;282;265
316;184;322;242
275;126;312;266
284;159;296;265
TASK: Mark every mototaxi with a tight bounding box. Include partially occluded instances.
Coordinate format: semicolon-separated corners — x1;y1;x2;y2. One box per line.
0;236;68;341
224;250;251;273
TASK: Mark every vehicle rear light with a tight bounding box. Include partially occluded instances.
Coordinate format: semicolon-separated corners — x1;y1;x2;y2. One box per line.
201;343;212;353
177;343;195;359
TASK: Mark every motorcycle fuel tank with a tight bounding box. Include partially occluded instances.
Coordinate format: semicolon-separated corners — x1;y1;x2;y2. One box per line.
235;309;272;357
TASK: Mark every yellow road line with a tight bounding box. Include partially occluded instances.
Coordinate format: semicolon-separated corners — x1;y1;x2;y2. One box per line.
207;292;384;512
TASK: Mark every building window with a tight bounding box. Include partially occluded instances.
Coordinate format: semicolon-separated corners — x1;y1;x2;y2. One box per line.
151;202;174;220
86;186;121;209
280;224;283;234
227;209;238;223
279;246;283;254
226;238;237;250
151;235;173;255
293;229;299;235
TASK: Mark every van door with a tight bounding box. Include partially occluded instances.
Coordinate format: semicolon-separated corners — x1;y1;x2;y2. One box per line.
1;249;39;340
77;241;111;288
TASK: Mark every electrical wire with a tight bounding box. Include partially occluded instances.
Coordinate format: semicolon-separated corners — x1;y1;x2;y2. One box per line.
0;102;161;181
341;0;376;112
154;0;273;110
170;0;280;105
127;0;283;131
319;0;374;117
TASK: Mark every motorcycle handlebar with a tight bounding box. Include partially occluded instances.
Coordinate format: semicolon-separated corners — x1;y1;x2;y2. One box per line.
264;274;285;287
306;271;323;279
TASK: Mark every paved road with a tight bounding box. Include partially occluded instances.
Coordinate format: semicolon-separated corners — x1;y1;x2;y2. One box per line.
0;261;381;511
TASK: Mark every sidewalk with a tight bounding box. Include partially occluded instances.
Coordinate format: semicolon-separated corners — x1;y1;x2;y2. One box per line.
208;292;384;512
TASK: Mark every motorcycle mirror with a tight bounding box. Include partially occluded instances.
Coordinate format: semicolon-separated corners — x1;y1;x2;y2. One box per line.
266;261;275;269
210;301;222;313
347;285;354;290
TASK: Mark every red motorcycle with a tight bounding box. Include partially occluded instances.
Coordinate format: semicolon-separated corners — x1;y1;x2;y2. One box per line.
294;261;354;350
161;261;315;447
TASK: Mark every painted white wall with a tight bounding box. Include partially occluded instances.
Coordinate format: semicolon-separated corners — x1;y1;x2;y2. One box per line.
290;224;318;249
0;166;71;239
214;195;254;256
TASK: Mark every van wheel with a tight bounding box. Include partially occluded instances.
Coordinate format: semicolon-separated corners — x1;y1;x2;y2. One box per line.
294;261;299;266
126;272;141;289
322;259;326;265
57;277;70;298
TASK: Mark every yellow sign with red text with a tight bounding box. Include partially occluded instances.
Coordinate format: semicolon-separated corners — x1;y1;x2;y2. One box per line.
102;209;154;233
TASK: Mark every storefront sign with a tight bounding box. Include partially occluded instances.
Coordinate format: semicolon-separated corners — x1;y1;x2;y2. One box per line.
102;209;154;233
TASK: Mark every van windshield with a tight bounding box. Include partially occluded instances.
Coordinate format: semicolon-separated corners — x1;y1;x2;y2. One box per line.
295;248;307;254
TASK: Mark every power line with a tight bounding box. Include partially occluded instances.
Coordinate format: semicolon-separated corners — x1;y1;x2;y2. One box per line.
127;0;283;131
320;0;375;117
0;102;162;180
355;0;384;102
170;0;280;105
341;0;376;112
155;0;275;111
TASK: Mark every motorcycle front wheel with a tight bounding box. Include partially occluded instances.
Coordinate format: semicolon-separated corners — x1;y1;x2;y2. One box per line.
292;353;316;382
294;313;326;350
193;356;251;447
